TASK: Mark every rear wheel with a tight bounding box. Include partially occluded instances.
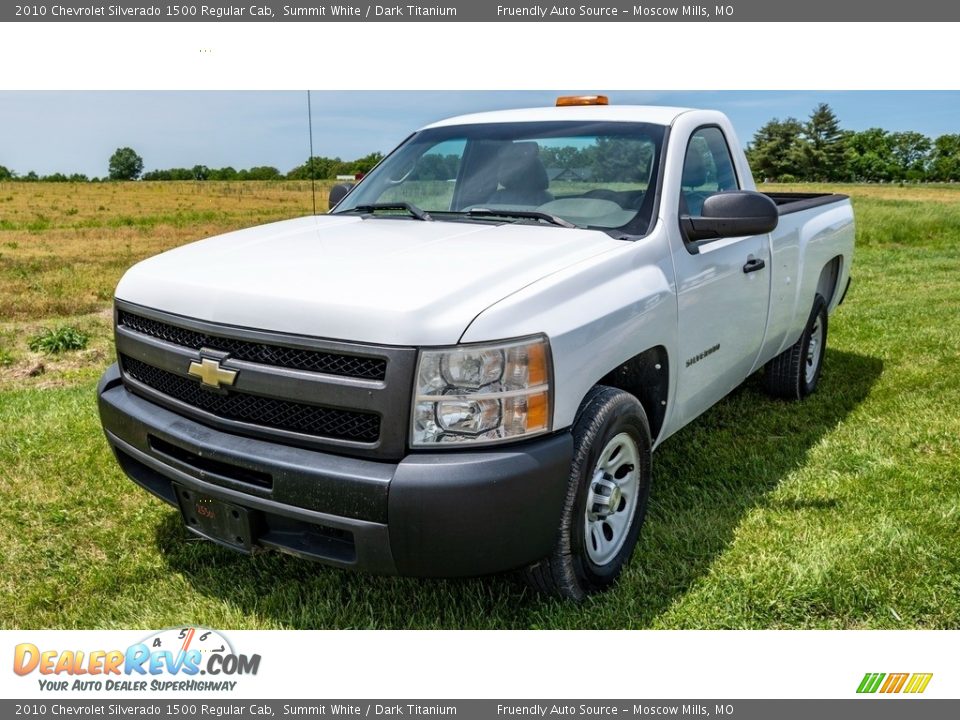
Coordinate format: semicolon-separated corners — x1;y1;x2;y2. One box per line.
523;386;652;600
764;293;828;400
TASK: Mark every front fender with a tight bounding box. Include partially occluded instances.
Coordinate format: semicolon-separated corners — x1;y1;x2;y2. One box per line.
461;231;678;432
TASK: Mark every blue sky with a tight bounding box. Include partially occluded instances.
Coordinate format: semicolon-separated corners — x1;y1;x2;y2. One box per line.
1;91;958;177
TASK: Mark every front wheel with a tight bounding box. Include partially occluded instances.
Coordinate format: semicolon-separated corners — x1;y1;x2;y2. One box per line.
523;386;652;600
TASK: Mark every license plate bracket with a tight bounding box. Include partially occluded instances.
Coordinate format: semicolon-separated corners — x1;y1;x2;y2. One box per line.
175;485;255;554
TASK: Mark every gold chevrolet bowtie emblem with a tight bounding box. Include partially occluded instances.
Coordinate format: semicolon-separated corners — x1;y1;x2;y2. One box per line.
188;357;238;389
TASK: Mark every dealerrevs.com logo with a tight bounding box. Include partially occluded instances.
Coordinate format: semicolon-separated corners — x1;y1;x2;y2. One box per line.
13;627;261;693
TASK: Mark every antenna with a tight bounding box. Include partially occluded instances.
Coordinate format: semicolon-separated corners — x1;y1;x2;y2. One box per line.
307;90;317;215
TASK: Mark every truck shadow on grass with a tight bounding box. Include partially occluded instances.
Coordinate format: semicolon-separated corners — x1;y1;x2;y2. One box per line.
156;348;882;629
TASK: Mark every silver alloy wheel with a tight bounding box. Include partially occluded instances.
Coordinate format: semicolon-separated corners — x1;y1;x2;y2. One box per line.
805;315;824;384
584;432;641;566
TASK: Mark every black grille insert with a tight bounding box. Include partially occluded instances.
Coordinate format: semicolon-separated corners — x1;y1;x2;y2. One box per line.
118;311;387;380
122;355;381;443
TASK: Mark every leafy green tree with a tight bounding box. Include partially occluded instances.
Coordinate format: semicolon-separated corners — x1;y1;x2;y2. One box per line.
746;118;805;181
286;156;340;180
344;152;384;176
191;165;210;181
143;168;189;180
888;131;932;181
0;165;14;181
211;166;238;181
843;128;895;182
108;147;144;180
801;104;845;181
242;166;282;181
929;134;960;181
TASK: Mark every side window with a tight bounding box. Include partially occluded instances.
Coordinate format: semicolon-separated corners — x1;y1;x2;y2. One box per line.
680;127;739;216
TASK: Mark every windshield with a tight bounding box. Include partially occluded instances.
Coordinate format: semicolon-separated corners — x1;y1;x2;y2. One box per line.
332;120;666;234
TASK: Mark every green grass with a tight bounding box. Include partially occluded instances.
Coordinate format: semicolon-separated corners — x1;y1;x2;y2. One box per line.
1;183;958;629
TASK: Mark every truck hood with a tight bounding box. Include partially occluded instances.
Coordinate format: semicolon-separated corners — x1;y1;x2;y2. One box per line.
115;215;624;346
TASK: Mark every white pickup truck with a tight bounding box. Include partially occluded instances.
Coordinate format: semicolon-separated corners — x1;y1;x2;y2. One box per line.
98;97;854;599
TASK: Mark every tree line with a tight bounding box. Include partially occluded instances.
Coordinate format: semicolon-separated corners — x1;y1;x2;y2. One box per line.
747;103;960;182
2;105;958;184
0;148;386;183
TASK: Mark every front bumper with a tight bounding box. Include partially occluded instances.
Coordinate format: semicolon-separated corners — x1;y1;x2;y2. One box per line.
98;364;572;577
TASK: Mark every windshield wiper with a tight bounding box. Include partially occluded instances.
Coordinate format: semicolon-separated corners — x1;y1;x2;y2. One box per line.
465;208;576;229
347;202;433;221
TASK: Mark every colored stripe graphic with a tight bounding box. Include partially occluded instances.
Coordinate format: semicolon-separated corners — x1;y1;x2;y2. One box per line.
880;673;909;693
857;672;932;694
857;673;885;693
904;673;933;694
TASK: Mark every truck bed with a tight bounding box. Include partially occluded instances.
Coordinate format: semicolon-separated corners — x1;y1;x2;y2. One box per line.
762;192;850;216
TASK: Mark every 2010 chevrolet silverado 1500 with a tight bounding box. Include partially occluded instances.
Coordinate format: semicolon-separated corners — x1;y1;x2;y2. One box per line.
98;97;854;599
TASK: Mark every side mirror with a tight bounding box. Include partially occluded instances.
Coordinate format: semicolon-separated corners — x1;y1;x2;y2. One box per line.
680;191;778;243
328;183;354;209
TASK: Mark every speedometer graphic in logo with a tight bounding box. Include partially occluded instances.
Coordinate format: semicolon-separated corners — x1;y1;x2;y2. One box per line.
141;627;234;658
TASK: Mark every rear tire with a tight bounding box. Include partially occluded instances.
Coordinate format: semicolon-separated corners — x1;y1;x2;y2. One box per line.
764;293;828;400
523;386;652;601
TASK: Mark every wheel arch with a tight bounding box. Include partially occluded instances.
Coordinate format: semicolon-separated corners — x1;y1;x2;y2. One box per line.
596;345;670;444
816;254;844;310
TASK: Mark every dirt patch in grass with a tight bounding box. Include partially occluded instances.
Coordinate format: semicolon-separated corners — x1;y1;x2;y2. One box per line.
0;311;113;391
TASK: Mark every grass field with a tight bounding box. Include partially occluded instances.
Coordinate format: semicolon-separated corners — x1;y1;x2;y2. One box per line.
1;180;958;629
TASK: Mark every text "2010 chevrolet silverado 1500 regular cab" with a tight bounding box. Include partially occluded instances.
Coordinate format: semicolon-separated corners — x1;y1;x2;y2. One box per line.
98;97;854;599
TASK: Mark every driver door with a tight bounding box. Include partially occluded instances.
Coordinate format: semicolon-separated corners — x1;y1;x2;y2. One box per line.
671;126;772;426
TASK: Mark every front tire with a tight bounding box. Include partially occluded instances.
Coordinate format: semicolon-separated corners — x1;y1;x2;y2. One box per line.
523;386;652;600
764;293;829;400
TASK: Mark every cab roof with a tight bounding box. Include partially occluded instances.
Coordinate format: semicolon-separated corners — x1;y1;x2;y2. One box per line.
422;104;695;130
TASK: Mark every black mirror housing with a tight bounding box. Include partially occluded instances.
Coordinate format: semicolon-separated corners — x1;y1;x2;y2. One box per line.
681;190;779;243
328;183;354;210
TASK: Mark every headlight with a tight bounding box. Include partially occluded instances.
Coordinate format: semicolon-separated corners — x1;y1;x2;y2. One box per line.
411;335;552;447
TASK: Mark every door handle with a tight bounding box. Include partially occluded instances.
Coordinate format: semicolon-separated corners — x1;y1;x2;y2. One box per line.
743;257;766;274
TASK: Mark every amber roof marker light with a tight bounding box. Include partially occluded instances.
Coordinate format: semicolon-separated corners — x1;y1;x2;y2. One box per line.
556;95;610;106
